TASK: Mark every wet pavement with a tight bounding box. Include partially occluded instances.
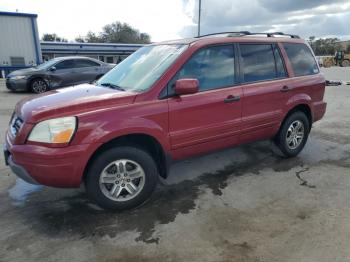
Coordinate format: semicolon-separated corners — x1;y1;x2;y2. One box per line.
0;67;350;261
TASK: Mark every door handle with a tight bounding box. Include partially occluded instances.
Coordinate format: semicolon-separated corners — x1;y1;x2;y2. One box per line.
280;85;291;92
224;95;240;103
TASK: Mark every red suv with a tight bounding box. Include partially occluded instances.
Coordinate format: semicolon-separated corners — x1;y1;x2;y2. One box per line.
4;32;327;210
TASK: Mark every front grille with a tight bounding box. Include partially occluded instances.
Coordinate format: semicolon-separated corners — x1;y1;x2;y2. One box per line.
10;115;23;137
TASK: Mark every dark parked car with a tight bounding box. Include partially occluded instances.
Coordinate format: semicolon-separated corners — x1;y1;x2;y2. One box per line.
6;56;115;93
4;32;327;210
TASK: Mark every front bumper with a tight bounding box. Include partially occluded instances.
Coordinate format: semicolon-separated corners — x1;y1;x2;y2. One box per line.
4;135;101;188
6;78;28;91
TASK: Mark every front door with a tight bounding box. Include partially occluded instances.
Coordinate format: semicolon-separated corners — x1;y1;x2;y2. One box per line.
49;59;77;87
168;45;242;158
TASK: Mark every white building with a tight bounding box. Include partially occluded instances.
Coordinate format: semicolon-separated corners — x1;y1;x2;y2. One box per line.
40;42;143;64
0;11;42;77
0;11;143;77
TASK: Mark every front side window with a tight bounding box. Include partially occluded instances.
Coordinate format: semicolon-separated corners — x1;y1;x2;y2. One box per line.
283;43;319;77
240;44;286;83
97;44;187;92
55;60;75;70
170;45;235;93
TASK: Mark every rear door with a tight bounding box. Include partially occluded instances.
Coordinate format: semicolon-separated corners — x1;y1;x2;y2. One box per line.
168;44;243;157
72;59;102;84
238;43;290;143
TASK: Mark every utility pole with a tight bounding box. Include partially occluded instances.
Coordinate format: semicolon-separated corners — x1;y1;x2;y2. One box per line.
197;0;202;37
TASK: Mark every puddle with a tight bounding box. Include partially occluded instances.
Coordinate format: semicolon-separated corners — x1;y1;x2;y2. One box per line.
8;178;43;206
7;138;349;244
9;143;303;244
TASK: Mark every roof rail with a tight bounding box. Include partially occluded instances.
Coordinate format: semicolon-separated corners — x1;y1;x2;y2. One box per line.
197;31;300;39
196;31;251;38
250;32;300;39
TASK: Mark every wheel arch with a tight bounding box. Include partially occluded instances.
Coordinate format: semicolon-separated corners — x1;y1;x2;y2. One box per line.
83;133;171;183
27;75;49;90
281;104;312;131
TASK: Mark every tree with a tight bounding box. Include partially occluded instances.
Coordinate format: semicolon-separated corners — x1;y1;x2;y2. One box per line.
75;32;100;43
76;22;151;44
42;33;68;42
307;36;341;56
75;35;85;43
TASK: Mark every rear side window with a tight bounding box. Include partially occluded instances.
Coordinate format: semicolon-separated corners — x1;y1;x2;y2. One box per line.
283;43;319;76
175;45;236;92
239;44;286;83
74;59;100;68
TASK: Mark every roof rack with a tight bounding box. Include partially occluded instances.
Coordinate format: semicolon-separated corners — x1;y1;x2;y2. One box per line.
197;31;300;39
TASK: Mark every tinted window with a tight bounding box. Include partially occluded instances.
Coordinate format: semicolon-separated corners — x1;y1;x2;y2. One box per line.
174;45;235;92
55;60;75;70
283;43;319;76
74;59;100;68
240;44;286;83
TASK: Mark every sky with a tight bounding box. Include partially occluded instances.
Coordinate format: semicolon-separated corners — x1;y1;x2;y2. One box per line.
1;0;350;42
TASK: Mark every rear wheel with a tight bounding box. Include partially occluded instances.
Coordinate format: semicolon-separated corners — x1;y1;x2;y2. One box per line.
30;78;48;93
341;59;350;67
85;146;158;210
275;111;310;157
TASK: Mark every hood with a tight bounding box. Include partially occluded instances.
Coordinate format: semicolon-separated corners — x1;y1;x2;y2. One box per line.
7;67;42;77
15;84;137;123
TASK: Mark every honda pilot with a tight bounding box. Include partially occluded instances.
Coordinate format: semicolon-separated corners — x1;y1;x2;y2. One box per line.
4;32;327;210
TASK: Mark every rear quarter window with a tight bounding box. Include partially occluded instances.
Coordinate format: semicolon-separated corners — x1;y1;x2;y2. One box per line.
283;43;319;77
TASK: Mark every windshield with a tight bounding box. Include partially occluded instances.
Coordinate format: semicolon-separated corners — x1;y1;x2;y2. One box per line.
35;59;59;70
97;44;187;92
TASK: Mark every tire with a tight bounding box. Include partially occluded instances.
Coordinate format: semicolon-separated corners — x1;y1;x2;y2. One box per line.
30;78;48;94
85;146;158;210
275;111;310;158
341;59;350;67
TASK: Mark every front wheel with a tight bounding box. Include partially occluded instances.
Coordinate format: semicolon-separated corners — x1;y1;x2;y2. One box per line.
85;146;158;210
275;111;310;158
30;78;48;93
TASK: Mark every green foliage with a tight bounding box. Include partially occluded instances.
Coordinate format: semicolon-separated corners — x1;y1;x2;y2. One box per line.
307;36;341;56
76;22;151;44
42;33;67;42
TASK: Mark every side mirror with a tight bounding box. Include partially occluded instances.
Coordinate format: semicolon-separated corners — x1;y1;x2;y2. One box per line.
174;78;199;96
49;66;56;72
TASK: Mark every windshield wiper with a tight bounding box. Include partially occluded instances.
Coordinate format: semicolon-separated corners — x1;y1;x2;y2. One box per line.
99;82;125;91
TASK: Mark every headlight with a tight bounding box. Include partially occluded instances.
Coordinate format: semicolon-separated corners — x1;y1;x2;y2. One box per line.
10;75;27;80
28;117;77;144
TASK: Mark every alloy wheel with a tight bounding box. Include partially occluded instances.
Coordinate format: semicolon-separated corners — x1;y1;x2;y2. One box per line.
32;79;47;93
286;120;305;150
99;159;145;202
